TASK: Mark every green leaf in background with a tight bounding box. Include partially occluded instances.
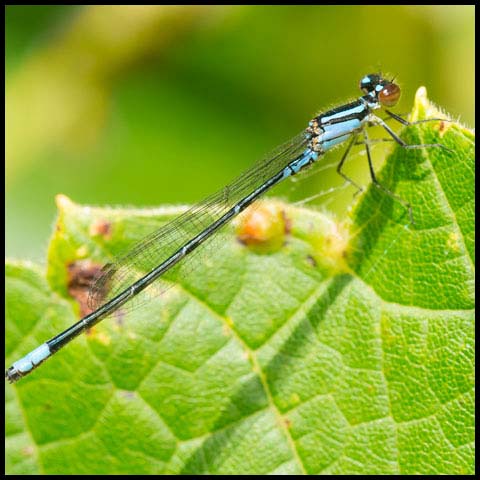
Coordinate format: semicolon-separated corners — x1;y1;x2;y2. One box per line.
5;89;474;474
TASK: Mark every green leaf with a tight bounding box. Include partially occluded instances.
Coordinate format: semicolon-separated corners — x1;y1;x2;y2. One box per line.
5;88;474;474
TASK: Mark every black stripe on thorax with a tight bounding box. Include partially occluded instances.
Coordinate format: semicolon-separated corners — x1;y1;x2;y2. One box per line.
316;99;370;127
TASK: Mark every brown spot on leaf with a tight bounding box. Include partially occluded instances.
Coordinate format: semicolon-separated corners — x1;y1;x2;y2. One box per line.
89;218;112;239
67;260;104;317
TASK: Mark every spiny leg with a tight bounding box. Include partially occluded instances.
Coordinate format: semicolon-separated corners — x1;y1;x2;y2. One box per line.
297;131;387;205
362;127;414;224
370;115;452;152
336;132;364;196
293;182;350;207
384;109;450;127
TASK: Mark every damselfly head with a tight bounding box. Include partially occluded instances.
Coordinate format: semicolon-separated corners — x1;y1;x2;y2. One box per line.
359;73;401;107
359;73;382;93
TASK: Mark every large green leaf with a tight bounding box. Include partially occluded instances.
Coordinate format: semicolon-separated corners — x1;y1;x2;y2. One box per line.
5;89;474;474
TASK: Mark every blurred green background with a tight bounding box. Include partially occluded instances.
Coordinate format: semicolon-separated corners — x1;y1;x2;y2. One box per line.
6;5;474;261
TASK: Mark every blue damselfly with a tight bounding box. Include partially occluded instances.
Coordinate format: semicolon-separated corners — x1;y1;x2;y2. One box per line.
6;73;447;382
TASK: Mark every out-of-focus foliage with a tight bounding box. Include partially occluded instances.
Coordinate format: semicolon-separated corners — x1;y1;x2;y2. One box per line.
5;5;474;260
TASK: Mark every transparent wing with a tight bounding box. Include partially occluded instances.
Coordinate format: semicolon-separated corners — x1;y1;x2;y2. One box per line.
88;132;310;313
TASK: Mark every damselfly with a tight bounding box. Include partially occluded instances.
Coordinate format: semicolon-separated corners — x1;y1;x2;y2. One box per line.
6;73;447;382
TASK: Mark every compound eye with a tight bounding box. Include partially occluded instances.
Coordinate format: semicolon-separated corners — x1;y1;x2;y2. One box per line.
379;83;401;106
